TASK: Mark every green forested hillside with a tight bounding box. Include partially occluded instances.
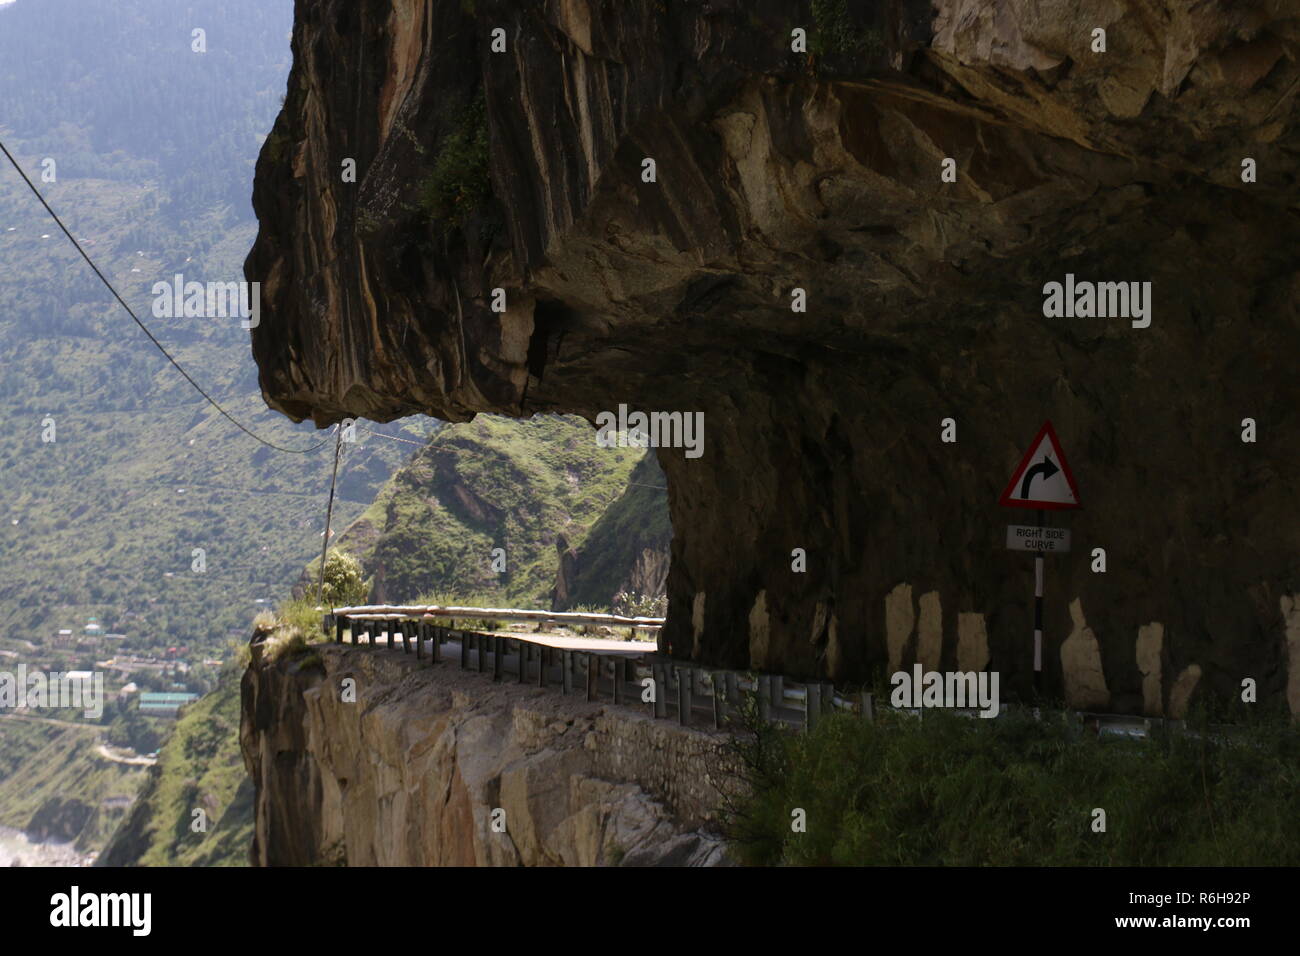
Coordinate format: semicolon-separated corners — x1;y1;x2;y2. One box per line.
0;0;293;214
0;0;420;661
557;451;672;610
328;414;659;609
97;664;252;867
0;0;418;863
0;0;673;868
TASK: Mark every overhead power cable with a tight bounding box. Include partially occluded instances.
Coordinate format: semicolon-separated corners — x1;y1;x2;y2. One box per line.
360;427;430;447
0;137;330;454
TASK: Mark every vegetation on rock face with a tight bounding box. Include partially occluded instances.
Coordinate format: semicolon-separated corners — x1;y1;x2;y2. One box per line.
724;706;1300;866
810;0;885;60
255;597;328;668
418;95;492;231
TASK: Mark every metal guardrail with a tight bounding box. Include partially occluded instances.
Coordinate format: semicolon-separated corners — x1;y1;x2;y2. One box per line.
325;609;871;732
323;608;1186;738
332;604;663;632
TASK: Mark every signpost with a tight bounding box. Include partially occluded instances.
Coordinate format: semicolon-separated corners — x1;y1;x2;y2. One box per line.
999;421;1081;693
1005;525;1071;552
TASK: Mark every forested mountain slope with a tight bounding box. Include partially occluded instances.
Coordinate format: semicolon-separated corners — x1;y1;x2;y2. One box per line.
0;0;417;659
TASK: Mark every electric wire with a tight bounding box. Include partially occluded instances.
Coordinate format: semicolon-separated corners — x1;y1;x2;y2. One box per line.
0;136;331;454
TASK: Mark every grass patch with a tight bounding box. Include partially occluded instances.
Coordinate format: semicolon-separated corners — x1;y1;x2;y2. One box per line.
723;705;1300;866
252;597;329;670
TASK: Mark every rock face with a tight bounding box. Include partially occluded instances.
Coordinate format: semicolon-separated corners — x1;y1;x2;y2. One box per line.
25;796;94;845
239;642;731;866
248;1;1300;714
551;452;672;610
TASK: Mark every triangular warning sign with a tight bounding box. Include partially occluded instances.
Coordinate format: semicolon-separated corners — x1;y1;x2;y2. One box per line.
998;421;1081;510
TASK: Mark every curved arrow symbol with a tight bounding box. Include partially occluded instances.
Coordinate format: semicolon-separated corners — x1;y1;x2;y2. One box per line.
1019;455;1060;499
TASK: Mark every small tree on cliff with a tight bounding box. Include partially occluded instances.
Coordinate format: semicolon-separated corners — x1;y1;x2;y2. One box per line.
316;550;371;608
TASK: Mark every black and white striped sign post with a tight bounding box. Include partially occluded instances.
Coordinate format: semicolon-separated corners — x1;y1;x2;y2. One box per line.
999;421;1083;697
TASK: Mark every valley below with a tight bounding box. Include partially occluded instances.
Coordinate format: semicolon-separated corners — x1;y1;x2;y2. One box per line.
0;825;94;868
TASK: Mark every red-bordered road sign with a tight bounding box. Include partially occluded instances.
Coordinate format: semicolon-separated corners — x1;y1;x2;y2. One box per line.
998;420;1082;510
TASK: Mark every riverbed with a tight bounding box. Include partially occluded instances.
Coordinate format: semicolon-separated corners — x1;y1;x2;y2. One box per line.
0;825;94;867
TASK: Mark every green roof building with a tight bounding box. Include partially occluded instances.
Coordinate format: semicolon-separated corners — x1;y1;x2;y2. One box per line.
137;692;198;716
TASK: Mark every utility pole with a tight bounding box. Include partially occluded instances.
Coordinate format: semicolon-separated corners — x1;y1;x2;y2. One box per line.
316;426;344;606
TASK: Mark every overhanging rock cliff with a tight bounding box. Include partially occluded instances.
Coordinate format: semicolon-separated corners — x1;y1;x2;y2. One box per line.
247;1;1300;715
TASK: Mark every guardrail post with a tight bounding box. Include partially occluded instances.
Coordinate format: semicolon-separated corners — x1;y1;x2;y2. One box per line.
562;651;573;694
493;636;502;681
458;631;468;669
415;622;424;660
711;673;722;730
612;659;623;704
586;654;596;701
653;663;667;718
758;674;772;722
334;616;345;644
677;667;691;726
477;633;486;673
805;682;822;731
860;691;874;722
517;641;527;684
537;645;547;688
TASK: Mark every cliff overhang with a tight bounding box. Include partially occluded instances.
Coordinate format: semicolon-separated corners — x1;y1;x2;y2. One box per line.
247;1;1300;714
